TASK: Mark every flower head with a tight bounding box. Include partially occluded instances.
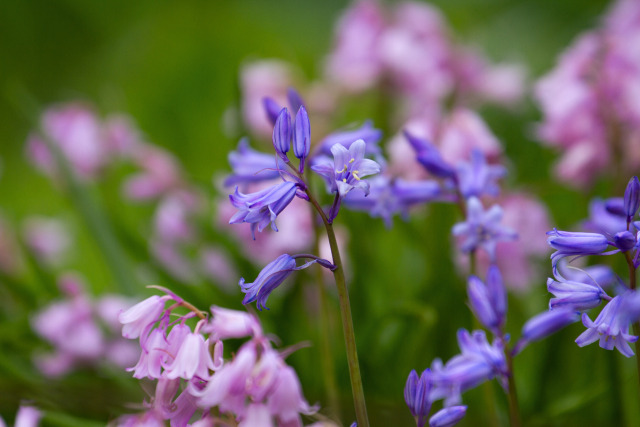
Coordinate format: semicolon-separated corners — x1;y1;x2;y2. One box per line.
429;406;467;427
576;294;639;357
229;181;299;239
311;139;381;198
512;308;579;355
547;277;608;311
225;138;284;187
405;369;432;427
452;197;517;261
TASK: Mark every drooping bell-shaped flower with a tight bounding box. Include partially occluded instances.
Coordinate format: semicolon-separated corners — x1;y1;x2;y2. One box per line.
119;295;166;340
547;278;607;311
229;181;298;239
164;333;215;380
429;406;467;427
512;308;579;355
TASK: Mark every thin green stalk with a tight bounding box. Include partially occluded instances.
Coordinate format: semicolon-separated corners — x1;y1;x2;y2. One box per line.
9;89;136;294
305;190;369;427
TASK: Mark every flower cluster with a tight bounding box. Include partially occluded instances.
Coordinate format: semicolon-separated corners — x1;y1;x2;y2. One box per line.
533;0;640;187
118;290;319;426
515;177;640;357
31;274;137;377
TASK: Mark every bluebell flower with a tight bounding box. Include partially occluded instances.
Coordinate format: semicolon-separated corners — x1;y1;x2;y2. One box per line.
404;131;455;179
429;406;467;427
452;197;517;261
318;121;383;158
546;229;610;278
239;254;322;310
455;149;506;199
512;308;579;355
556;261;616;289
405;369;432;427
224;138;284;187
287;87;305;114
576;294;639;357
547;277;608;311
311;139;381;198
263;97;283;125
467;265;506;334
293;106;311;172
624;176;640;221
613;230;636;252
229;181;298;239
272;108;292;162
344;176;440;228
430;329;507;406
584;198;627;236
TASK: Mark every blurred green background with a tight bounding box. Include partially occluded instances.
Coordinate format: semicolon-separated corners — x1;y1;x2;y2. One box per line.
2;0;638;426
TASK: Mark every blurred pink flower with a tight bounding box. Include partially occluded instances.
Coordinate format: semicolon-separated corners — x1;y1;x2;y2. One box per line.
198;246;238;289
240;60;295;138
104;114;144;157
438;108;502;164
22;216;70;267
123;144;184;201
325;0;386;92
26;103;109;180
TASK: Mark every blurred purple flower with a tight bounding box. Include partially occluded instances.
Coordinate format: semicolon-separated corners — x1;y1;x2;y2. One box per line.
225;138;284;187
452;197;517;261
429;406;467;427
405;369;432;427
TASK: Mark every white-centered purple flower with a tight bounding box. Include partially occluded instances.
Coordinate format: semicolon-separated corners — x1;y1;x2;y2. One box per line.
576;294;639;357
404;369;432;427
452;197;517;261
312;139;381;198
229;181;299;239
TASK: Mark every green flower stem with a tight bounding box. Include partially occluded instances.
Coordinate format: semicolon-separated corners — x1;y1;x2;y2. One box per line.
10;89;136;294
623;251;640;397
305;189;369;427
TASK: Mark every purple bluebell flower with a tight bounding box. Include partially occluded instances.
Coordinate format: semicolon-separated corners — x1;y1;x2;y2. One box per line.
456;149;506;199
547;228;610;277
287;87;305;114
344;176;440;227
229;181;299;239
293;106;311;172
452;197;517;261
404;131;455;179
557;261;616;288
624;176;640;221
467;265;506;333
405;369;432;427
225;138;284;187
547;277;607;311
512;308;579;355
430;329;507;406
576;294;639;357
614;230;636;252
263;97;283;125
272;108;292;162
584;198;627;236
429;406;467;427
311;139;381;198
318;121;383;158
239;254;324;310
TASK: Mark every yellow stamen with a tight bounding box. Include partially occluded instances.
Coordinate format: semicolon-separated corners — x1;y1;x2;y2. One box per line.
342;178;347;182
349;158;355;163
352;170;361;180
336;165;348;174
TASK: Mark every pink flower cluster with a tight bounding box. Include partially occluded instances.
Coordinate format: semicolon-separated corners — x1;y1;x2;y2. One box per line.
326;1;525;110
534;0;640;188
117;290;317;427
31;274;138;377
